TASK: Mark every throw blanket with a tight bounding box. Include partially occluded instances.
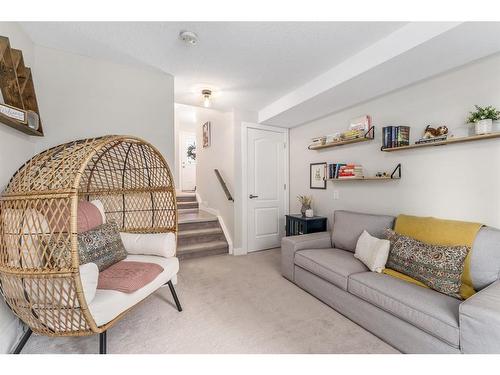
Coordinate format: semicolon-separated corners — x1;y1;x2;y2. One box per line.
385;214;483;299
98;261;164;293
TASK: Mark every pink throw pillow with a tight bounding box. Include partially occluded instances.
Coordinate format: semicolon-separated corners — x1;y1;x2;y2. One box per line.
97;261;164;293
77;201;103;233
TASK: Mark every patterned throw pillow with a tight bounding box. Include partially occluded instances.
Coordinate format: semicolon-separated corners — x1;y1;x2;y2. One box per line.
385;229;470;299
78;222;127;271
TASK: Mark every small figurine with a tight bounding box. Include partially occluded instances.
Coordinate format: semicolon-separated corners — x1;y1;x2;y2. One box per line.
423;125;448;139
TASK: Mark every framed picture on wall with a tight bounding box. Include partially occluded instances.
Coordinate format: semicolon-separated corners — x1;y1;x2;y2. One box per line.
310;162;327;189
202;121;211;148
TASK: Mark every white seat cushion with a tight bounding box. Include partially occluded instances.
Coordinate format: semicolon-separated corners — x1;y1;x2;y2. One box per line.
120;232;176;258
88;254;179;326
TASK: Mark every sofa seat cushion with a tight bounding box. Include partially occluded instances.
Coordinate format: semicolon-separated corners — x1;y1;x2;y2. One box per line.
295;248;368;290
88;254;179;326
349;272;461;347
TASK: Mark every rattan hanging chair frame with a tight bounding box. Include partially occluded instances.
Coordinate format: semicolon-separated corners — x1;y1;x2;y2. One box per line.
0;135;177;337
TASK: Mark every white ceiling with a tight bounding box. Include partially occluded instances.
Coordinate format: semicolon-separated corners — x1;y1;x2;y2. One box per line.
19;22;406;112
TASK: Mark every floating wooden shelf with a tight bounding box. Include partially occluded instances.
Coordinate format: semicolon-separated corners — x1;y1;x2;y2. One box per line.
327;176;400;181
308;126;374;150
0;35;43;136
0;112;43;136
381;132;500;152
327;163;402;182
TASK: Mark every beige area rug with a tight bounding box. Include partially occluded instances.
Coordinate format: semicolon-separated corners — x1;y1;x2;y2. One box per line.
23;249;398;354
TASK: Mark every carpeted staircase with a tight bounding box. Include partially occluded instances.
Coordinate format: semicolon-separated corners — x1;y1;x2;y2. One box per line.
177;192;229;260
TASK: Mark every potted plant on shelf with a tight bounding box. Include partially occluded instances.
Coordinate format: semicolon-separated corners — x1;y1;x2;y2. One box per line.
297;195;312;217
466;105;500;135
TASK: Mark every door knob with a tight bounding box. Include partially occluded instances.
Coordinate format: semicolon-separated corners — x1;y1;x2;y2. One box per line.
249;194;259;199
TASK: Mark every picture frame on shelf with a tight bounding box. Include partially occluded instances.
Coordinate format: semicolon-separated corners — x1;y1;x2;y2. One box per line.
202;121;211;148
310;162;327;189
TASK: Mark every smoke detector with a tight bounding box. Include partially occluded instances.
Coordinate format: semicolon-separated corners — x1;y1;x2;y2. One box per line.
179;31;199;45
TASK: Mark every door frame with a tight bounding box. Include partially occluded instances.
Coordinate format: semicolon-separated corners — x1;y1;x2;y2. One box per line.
241;122;289;254
178;130;197;191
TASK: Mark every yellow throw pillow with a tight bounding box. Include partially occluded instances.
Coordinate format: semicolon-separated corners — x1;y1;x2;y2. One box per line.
394;215;482;299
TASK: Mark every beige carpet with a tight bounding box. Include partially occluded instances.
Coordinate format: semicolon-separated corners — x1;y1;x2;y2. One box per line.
23;249;398;354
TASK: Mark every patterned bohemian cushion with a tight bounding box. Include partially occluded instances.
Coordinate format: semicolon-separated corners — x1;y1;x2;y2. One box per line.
97;261;164;293
385;229;470;299
78;222;127;271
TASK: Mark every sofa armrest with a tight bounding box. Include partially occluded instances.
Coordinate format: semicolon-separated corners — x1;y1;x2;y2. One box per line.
281;232;332;281
460;279;500;353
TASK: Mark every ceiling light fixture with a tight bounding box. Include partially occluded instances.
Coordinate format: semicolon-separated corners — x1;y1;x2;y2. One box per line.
202;89;212;108
179;30;199;45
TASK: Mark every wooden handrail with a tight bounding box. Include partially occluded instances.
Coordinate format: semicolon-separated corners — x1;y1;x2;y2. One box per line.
214;169;234;201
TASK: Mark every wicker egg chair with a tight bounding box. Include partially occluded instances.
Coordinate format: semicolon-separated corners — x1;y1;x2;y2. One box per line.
0;135;180;353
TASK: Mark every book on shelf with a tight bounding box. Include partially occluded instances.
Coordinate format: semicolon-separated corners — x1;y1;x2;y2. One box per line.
382;126;410;148
328;162;364;179
350;115;372;132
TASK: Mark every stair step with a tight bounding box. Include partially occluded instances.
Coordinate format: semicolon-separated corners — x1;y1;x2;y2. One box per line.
178;220;221;232
178;227;223;238
177;208;199;214
177;201;199;209
177;240;228;255
178;210;218;224
178;246;229;260
176;195;197;203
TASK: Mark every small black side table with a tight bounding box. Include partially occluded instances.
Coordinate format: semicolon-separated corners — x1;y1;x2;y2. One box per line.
285;214;328;236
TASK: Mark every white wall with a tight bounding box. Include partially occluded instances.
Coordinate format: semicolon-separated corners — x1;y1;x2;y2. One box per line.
0;25;175;353
289;54;500;229
33;45;175;165
0;22;38;354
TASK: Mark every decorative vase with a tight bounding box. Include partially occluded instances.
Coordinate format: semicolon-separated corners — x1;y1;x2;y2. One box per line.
301;204;311;217
305;209;314;218
475;119;493;135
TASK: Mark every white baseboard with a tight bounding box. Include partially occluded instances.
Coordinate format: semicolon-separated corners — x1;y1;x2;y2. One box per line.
232;247;247;256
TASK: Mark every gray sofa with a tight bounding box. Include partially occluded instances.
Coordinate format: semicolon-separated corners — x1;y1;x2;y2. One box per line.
281;210;500;353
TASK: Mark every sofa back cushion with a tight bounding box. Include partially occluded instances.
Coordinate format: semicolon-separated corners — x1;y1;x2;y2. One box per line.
471;226;500;290
332;210;395;252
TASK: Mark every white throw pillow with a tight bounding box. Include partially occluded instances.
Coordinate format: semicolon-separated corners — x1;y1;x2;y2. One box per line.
120;232;176;258
354;230;391;273
90;199;106;224
79;262;99;304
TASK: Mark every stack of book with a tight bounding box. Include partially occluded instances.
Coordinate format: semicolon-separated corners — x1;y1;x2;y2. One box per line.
350;115;372;131
327;163;364;179
340;129;365;140
382;126;410;148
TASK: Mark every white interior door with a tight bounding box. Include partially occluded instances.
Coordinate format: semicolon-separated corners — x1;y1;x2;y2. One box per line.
247;127;286;252
180;131;196;191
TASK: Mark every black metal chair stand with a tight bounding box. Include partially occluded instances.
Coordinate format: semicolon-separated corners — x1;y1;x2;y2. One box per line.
99;331;107;354
12;327;32;354
167;280;183;312
12;279;182;354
